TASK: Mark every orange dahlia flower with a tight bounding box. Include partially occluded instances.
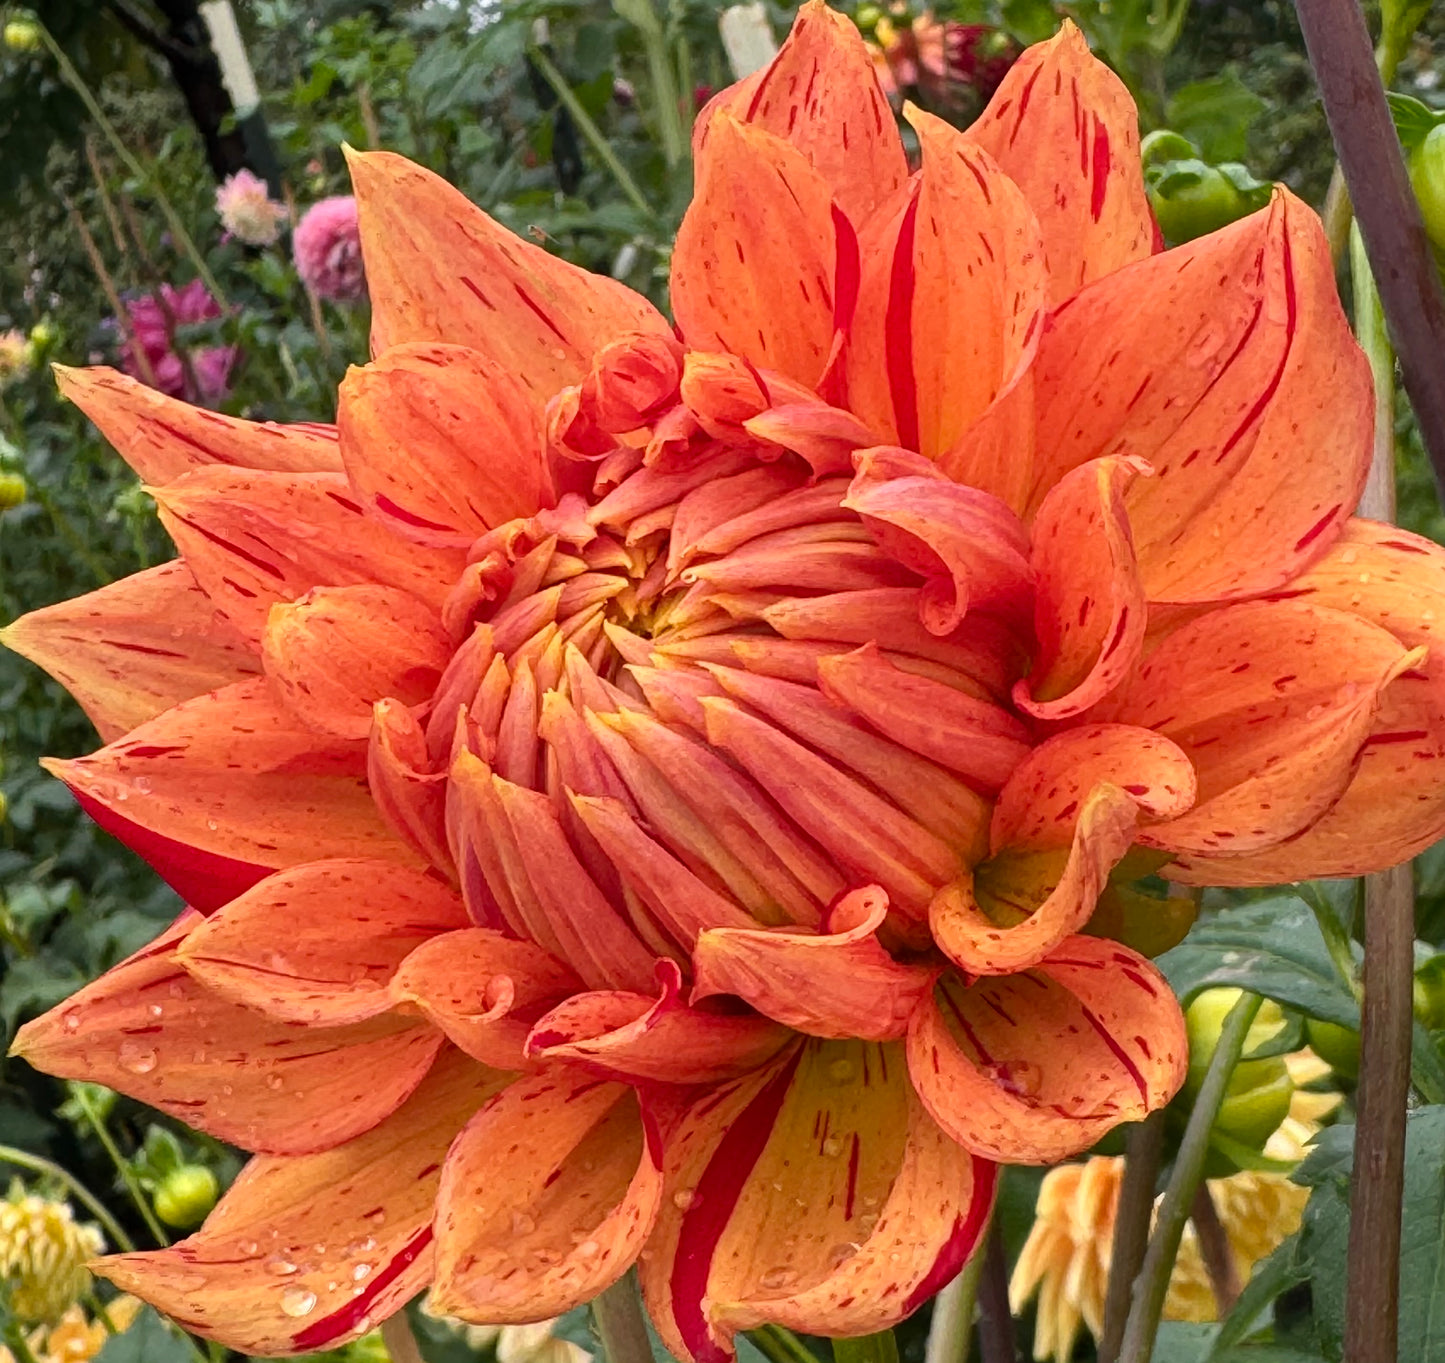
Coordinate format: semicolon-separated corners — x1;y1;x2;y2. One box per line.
7;3;1445;1358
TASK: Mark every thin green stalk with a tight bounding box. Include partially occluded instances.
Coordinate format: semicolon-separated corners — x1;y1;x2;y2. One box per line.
27;484;112;586
1116;992;1263;1363
592;1272;654;1363
1294;881;1363;1003
2;1322;42;1363
70;1086;170;1248
0;1145;135;1253
1351;220;1398;520
526;46;655;220
616;0;688;167
747;1324;821;1363
924;1251;985;1363
380;1314;427;1363
835;1329;900;1363
34;21;229;310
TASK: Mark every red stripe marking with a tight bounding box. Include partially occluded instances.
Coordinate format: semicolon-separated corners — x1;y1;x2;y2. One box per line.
1089;118;1111;222
291;1227;434;1351
885;191;923;453
902;1158;999;1313
1079;1003;1149;1104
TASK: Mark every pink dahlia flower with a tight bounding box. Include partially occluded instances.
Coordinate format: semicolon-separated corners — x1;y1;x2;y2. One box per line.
215;168;288;247
292;195;366;301
120;280;238;404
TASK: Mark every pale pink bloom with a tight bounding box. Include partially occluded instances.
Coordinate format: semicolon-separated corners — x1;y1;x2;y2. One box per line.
292;196;366;301
214;169;288;246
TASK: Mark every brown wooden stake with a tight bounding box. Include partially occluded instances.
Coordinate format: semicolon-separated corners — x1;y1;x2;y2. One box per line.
975;1223;1016;1363
1190;1183;1240;1318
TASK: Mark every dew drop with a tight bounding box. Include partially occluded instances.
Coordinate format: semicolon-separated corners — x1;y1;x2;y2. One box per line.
62;1009;81;1033
133;776;153;794
118;1041;157;1075
827;1243;858;1270
205;818;219;832
352;1263;373;1282
265;1073;285;1092
280;1287;317;1318
238;1239;259;1257
264;1256;298;1277
510;1211;537;1236
759;1267;797;1291
366;1209;387;1227
575;1239;601;1260
671;1189;697;1211
354;1314;373;1335
821;1137;844;1158
147;1003;164;1019
826;1058;854;1083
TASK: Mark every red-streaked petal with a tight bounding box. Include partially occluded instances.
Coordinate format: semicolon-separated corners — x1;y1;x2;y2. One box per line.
640;1039;995;1363
697;0;907;228
337;343;551;545
692;885;938;1040
1015;455;1149;719
368;699;453;877
347;149;667;404
0;561;259;743
964;21;1153;304
11;913;442;1154
94;1048;510;1355
431;1070;662;1321
1030;191;1371;603
54;364;342;484
907;941;1186;1163
176;861;468;1024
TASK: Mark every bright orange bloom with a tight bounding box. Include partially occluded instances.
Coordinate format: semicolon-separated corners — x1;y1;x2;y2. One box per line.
7;4;1445;1359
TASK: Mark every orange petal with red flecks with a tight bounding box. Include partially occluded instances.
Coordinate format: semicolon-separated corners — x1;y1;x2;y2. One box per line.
640;1038;995;1363
152;467;464;644
369;699;453;876
176;861;468;1025
1100;599;1417;858
1015;455;1149;719
54;364;342;485
346;149;667;405
672;116;843;389
1169;522;1445;882
0;561;259;744
94;1049;510;1355
692;885;938;1040
430;1070;662;1321
1030;190;1371;603
964;21;1153;305
843;111;1046;473
526;959;791;1082
262;586;451;741
388;928;582;1070
11;912;442;1154
337;343;551;545
907;939;1186;1164
44;679;418;897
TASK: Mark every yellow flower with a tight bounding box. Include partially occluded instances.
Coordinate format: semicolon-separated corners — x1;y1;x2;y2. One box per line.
0;1186;105;1325
0;330;28;383
0;1296;141;1363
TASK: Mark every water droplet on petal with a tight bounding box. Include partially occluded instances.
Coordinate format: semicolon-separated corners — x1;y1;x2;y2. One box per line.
759;1267;797;1291
575;1239;601;1260
827;1058;854;1083
822;1137;843;1158
147;1003;164;1019
238;1239;259;1257
118;1041;157;1075
62;1009;81;1033
133;776;153;794
352;1263;372;1282
280;1287;317;1318
265;1073;285;1092
827;1243;857;1269
510;1211;537;1236
265;1256;298;1277
671;1189;697;1211
205;818;219;831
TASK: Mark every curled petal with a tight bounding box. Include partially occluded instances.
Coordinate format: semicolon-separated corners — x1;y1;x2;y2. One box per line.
0;561;258;743
640;1039;995;1363
692;885;939;1040
527;960;791;1082
54;364;342;484
907;940;1186;1163
177;860;468;1024
964;21;1153;304
368;699;453;876
94;1049;510;1356
431;1071;663;1322
12;914;442;1155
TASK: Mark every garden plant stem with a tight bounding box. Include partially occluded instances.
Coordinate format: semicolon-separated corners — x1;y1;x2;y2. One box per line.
380;1314;427;1363
975;1222;1015;1363
1097;1110;1167;1363
835;1328;900;1363
593;1270;655;1363
0;1144;135;1253
70;1084;171;1247
924;1249;985;1363
1189;1183;1240;1317
749;1324;822;1363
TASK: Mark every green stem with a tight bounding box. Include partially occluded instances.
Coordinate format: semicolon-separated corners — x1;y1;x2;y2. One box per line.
526;46;655;220
34;21;230;311
1115;992;1263;1363
1294;881;1363;1002
380;1314;427;1363
747;1324;821;1363
924;1251;984;1363
70;1086;171;1248
1351;220;1398;522
835;1329;900;1363
0;1145;136;1253
27;485;111;586
592;1271;654;1363
2;1322;42;1363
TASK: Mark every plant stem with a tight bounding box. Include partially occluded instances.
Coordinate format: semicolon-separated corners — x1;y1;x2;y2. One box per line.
1098;1110;1167;1363
1116;992;1262;1363
974;1223;1015;1363
747;1324;820;1363
835;1329;900;1363
1295;880;1364;1002
1189;1183;1240;1317
526;46;655;220
1295;0;1445;499
0;1145;136;1253
70;1086;171;1248
924;1250;985;1363
592;1271;655;1363
380;1313;427;1363
2;1322;42;1363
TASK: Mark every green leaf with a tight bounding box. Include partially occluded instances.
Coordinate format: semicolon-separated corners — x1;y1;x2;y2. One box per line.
1166;74;1266;163
93;1308;196;1363
1389;92;1444;151
1208;1235;1310;1356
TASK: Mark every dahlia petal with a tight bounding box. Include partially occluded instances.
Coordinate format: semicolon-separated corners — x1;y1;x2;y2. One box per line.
639;1039;995;1363
431;1071;662;1322
11;913;442;1155
963;21;1153;304
697;0;907;228
1168;522;1445;881
672;116;840;388
816;643;1030;795
337;343;551;544
692;885;938;1040
54;364;342;484
741;403;880;478
93;1049;510;1355
45;679;417;893
667;466;814;574
0;561;259;744
1015;455;1149;719
843;114;1046;466
389;927;582;1069
906;940;1186;1163
1030;191;1371;602
153;468;464;644
176;860;468;1024
368;699;453;876
1102;599;1416;858
527;959;791;1082
262;585;450;741
346;149;667;403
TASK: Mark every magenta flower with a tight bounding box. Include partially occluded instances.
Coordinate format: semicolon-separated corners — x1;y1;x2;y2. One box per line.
292;195;366;301
120;280;238;404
